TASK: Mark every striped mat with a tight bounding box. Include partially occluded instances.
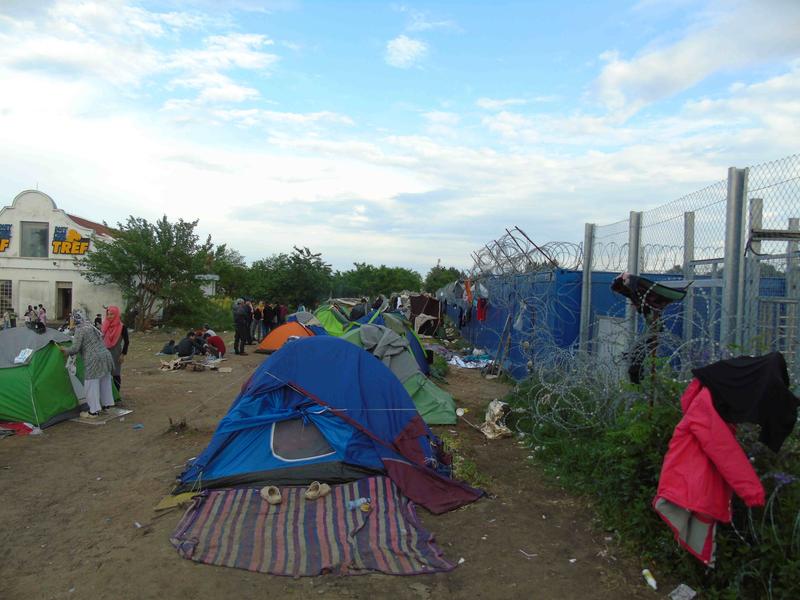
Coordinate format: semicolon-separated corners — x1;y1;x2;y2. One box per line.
170;476;455;576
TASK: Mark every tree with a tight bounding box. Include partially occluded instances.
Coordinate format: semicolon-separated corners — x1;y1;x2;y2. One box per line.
332;263;422;297
78;216;212;329
424;264;463;293
248;246;333;308
209;245;249;298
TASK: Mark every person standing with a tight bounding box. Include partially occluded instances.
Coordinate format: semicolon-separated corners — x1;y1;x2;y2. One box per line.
37;304;47;327
244;300;254;345
252;303;263;342
59;310;115;418
262;302;275;335
232;299;248;355
278;303;287;325
24;305;33;329
102;305;129;392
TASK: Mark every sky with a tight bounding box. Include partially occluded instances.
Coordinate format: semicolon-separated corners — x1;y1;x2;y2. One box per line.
0;0;799;274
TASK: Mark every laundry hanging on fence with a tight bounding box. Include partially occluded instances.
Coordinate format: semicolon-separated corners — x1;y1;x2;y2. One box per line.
692;352;798;453
476;298;488;322
653;379;765;566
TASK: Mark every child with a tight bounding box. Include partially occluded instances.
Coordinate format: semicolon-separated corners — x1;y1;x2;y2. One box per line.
94;314;102;328
160;339;176;355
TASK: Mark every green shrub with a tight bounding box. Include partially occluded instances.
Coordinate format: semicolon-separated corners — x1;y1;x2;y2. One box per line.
430;354;450;381
507;365;800;599
163;296;233;332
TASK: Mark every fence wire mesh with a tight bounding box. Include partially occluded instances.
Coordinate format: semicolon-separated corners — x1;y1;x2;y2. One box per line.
442;153;800;434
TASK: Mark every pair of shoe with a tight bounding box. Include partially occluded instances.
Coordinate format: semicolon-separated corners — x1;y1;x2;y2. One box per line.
80;411;99;419
304;481;331;500
259;481;331;506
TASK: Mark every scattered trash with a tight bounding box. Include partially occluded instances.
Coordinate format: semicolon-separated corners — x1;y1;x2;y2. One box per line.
457;557;465;565
668;584;697;600
68;587;75;594
642;568;658;591
218;367;233;373
187;390;193;394
346;497;370;510
95;476;102;481
480;535;487;540
132;423;144;430
134;521;143;529
519;549;537;559
479;400;513;439
569;558;577;563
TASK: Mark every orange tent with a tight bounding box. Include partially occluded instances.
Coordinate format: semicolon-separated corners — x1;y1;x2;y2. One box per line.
255;322;316;354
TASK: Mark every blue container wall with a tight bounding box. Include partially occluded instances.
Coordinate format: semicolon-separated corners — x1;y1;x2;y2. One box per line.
444;270;582;380
443;271;789;381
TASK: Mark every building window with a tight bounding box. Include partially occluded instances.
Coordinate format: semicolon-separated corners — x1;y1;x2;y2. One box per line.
0;280;11;314
20;222;49;257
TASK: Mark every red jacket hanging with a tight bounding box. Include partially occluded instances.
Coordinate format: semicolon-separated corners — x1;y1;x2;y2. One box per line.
476;298;488;322
653;378;764;565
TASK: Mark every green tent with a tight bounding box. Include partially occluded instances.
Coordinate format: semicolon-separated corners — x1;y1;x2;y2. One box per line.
341;324;456;425
0;328;83;427
314;303;354;337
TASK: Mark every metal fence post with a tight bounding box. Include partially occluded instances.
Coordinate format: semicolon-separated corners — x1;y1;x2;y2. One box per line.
627;211;642;346
721;167;747;350
744;198;762;353
682;211;695;343
787;218;799;373
579;223;595;353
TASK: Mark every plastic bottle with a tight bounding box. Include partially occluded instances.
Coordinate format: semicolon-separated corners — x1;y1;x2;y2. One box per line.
347;497;370;510
642;568;657;590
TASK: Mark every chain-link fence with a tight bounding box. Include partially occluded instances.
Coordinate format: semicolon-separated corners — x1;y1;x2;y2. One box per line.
439;153;800;423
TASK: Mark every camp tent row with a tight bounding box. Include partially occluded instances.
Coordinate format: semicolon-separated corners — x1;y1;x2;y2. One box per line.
254;305;455;425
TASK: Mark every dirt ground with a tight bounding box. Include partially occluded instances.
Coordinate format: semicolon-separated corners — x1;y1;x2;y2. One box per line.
0;331;660;599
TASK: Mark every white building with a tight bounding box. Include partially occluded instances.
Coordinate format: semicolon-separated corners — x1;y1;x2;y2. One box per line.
0;190;124;322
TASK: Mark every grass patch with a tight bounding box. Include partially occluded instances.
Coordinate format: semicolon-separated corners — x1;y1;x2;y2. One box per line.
440;431;491;490
506;365;800;599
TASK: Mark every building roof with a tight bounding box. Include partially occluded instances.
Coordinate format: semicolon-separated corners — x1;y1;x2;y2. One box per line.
67;213;115;237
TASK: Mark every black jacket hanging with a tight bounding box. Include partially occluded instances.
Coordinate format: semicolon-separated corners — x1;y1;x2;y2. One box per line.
692;352;799;453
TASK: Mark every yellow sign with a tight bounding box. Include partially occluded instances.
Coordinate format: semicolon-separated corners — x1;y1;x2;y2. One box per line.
52;227;90;255
0;224;9;252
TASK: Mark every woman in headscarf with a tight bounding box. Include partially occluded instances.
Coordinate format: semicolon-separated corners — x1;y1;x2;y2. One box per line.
102;305;129;391
59;310;115;418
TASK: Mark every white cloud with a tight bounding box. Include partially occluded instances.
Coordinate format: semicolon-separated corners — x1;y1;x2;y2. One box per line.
213;108;355;127
476;97;528;110
593;0;800;117
385;35;428;68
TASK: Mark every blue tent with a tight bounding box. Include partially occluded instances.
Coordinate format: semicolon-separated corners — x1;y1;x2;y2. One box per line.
176;336;480;514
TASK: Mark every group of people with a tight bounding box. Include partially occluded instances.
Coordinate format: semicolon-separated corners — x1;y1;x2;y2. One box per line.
21;304;48;332
58;306;129;419
161;325;226;359
232;299;289;355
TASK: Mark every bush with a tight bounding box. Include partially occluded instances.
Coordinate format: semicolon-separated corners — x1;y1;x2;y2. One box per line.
507;365;800;599
163;295;233;332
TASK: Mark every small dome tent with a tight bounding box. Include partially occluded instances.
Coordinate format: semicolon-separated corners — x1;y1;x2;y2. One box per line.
176;336;481;514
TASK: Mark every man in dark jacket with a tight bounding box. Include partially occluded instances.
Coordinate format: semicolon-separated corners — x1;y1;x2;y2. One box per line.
232;299;249;355
244;300;254;344
176;331;197;357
